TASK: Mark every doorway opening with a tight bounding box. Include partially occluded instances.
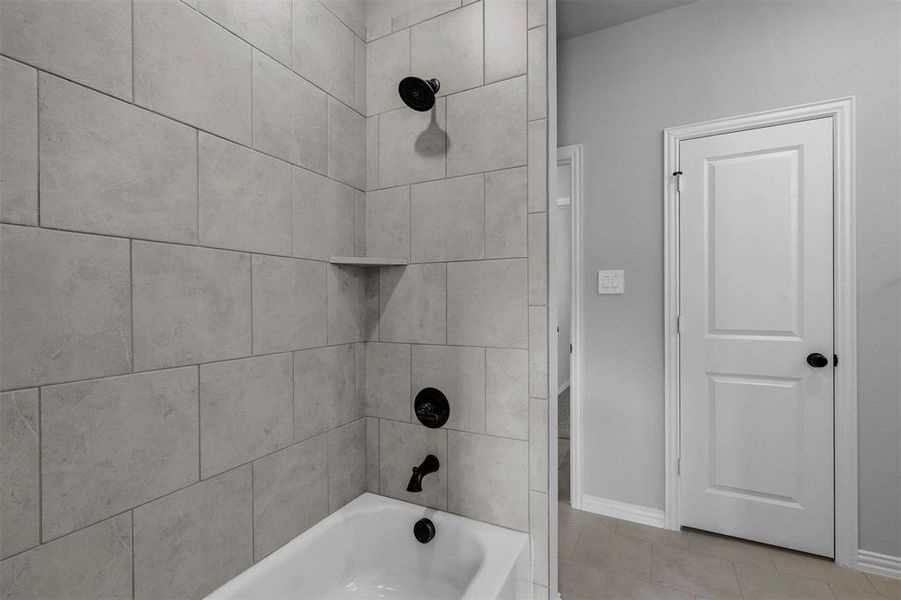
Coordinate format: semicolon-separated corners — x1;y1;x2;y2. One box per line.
555;145;583;509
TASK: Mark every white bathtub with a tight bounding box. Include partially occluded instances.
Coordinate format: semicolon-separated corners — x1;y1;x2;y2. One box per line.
207;493;531;600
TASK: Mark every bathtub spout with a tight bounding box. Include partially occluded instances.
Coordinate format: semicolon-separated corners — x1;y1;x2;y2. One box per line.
406;455;440;493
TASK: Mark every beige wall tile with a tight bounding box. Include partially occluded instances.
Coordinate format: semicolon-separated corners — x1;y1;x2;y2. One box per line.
132;242;251;370
292;0;355;106
379;263;447;344
252;50;328;173
447;259;528;348
527;0;546;28
529;306;549;398
486;348;529;439
199;0;291;65
0;389;39;559
378;101;446;187
252;255;327;354
40;74;197;243
530;491;549;585
485;166;528;259
413;345;486;433
528;26;547;120
411;2;483;96
328;419;367;510
0;0;131;100
529;398;548;491
447;431;529;530
134;0;251;144
200;354;293;477
528;212;548;305
528;119;547;212
0;57;37;226
367;29;410;115
0;514;132;600
447;76;527;177
252;436;327;560
485;0;527;84
411;174;484;262
0;226;131;390
328;97;366;189
134;467;252;599
354;36;367;115
200;132;292;255
365;186;411;258
42;368;199;540
294;345;356;442
379;419;447;510
362;342;412;421
366;116;379;190
293;168;355;260
366;417;380;492
327;265;375;344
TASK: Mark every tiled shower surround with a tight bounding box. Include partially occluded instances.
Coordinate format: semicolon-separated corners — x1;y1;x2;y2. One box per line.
0;0;549;598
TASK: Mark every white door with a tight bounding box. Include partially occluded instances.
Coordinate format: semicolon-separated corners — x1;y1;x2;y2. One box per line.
679;117;834;557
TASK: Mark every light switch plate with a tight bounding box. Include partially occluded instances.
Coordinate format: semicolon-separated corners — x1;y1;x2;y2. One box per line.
598;270;624;294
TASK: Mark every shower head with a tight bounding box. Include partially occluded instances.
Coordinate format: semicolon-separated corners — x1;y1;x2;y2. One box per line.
398;76;440;111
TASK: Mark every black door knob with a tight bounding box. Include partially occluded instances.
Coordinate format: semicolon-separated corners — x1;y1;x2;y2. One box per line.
807;353;829;368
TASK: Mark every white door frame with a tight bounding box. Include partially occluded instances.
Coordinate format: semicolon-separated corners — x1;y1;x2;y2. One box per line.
662;97;858;566
557;144;584;509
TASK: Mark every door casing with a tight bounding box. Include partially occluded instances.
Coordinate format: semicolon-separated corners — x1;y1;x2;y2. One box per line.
557;144;584;510
662;97;857;566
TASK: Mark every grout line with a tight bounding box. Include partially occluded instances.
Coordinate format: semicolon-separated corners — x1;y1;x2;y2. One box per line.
35;69;40;227
36;387;43;544
195;130;200;244
130;0;135;103
0;221;345;265
250;459;255;561
291;351;296;442
130;511;135;598
129;241;135;372
249;47;254;145
249;255;254;354
197;365;201;480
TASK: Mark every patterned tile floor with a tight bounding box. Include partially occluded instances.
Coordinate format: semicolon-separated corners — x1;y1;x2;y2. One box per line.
558;502;899;599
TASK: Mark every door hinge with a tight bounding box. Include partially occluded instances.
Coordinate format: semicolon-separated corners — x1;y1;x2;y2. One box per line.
673;170;683;193
677;457;681;475
570;343;573;354
676;315;681;335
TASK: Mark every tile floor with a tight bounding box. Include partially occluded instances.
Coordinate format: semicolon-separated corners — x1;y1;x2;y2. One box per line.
558;386;570;502
559;502;899;600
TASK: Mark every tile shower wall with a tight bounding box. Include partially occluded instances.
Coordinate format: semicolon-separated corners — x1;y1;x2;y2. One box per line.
0;0;370;598
362;0;550;595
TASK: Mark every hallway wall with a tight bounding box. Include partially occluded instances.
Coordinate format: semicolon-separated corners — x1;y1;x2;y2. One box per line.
557;0;901;556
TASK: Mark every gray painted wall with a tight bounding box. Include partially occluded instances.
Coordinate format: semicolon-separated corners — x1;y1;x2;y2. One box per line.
558;0;900;556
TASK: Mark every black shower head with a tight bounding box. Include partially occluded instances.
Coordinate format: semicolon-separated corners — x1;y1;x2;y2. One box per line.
398;77;440;111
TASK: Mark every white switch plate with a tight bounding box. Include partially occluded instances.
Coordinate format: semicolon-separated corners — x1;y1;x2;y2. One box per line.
598;270;624;294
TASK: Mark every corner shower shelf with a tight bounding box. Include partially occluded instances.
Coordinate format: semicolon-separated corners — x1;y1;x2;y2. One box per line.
328;256;409;267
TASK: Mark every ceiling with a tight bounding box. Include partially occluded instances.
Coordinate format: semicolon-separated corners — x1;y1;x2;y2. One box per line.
557;0;697;40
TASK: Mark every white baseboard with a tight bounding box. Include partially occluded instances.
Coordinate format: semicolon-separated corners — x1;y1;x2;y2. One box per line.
557;380;570;395
580;495;666;529
857;549;901;579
